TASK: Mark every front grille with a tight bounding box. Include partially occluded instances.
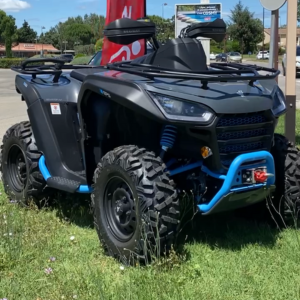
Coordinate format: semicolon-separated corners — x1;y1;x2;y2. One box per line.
217;112;273;167
219;141;263;153
217;128;267;140
217;114;267;127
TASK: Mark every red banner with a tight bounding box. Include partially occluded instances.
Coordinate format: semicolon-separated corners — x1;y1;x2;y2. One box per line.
101;0;146;65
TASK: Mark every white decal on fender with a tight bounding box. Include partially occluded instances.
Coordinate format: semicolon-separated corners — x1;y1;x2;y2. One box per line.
50;103;61;115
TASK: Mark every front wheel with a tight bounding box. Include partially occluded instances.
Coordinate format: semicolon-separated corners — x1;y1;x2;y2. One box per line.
92;145;180;264
270;134;300;226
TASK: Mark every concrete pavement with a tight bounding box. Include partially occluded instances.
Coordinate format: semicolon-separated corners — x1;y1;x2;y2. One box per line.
0;69;28;138
0;64;299;139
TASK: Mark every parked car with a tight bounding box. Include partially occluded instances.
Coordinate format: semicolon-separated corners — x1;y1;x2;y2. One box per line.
88;51;102;66
227;52;242;63
256;51;269;60
57;54;74;63
210;52;216;60
216;53;228;62
282;46;300;76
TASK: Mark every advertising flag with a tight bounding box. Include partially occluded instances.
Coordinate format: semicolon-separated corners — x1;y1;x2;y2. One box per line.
101;0;146;65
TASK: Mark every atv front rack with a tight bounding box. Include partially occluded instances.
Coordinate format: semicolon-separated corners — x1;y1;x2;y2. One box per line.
106;61;280;88
11;58;100;83
11;58;280;86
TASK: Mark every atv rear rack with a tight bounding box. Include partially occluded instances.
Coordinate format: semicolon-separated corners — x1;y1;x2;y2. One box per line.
106;61;280;88
11;58;100;83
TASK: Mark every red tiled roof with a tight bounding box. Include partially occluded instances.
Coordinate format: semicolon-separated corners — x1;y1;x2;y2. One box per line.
0;43;59;52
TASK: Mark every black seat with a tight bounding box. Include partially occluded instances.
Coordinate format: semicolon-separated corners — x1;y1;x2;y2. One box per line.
70;67;106;82
143;38;208;72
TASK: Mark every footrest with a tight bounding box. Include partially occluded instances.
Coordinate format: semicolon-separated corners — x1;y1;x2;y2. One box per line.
47;177;81;193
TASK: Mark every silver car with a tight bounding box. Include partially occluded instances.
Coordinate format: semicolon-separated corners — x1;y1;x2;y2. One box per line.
282;46;300;76
227;52;242;63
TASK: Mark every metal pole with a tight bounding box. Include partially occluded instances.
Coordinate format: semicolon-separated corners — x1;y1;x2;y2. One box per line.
273;10;279;73
162;4;164;19
263;8;265;58
269;11;276;68
285;0;297;144
269;10;279;82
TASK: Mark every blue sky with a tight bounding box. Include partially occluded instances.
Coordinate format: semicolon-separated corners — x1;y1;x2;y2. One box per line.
1;0;288;32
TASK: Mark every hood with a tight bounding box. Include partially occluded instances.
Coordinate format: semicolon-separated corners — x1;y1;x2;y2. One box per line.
94;68;277;115
142;78;275;114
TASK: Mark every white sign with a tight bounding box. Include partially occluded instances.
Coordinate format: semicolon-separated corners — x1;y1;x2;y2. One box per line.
259;0;286;11
50;103;61;115
175;3;222;38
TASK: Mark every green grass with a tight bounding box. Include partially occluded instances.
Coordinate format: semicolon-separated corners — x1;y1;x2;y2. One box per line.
71;56;92;65
1;113;300;299
29;54;59;59
242;54;283;63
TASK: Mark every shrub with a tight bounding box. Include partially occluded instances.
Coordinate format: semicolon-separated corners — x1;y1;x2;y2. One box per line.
95;39;103;52
278;47;285;55
0;58;24;68
0;58;44;69
74;44;95;55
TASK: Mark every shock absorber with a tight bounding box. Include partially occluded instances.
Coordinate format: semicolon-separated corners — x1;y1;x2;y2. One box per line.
160;125;177;159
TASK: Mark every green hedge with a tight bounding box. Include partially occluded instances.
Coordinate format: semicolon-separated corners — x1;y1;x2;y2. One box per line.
0;58;44;69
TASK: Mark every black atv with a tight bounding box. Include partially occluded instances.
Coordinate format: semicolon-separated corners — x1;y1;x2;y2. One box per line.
1;18;300;264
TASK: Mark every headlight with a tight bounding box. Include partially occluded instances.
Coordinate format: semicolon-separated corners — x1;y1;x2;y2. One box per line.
149;92;214;122
272;87;286;117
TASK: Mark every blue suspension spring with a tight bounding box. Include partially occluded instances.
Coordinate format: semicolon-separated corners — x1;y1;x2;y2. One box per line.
160;125;177;152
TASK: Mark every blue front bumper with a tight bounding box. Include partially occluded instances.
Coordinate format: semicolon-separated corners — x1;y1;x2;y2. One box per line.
198;151;275;214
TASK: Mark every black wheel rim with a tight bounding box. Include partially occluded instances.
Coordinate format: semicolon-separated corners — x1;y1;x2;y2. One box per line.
103;176;137;242
7;144;27;193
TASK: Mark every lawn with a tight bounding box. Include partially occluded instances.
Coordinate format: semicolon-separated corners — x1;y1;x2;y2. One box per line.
70;56;93;65
242;54;283;63
1;114;300;300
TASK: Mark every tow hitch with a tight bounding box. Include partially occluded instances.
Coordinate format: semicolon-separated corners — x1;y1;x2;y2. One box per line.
242;168;274;184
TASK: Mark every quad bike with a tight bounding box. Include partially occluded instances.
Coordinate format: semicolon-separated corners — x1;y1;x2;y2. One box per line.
1;18;300;264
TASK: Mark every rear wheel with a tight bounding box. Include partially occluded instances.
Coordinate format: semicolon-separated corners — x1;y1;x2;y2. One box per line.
92;145;180;264
0;121;47;204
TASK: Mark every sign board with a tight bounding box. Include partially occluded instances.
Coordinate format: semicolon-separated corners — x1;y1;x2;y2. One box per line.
24;44;35;48
175;3;222;38
259;0;286;11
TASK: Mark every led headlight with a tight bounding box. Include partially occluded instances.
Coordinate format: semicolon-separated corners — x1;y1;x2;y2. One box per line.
272;87;286;117
149;92;214;122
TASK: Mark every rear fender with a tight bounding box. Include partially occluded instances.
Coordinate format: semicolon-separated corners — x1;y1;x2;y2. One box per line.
15;75;40;106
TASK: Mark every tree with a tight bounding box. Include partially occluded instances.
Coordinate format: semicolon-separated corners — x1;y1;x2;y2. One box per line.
148;15;175;42
0;10;17;57
84;13;105;43
227;1;264;54
63;23;92;48
40;14;106;51
17;20;37;43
